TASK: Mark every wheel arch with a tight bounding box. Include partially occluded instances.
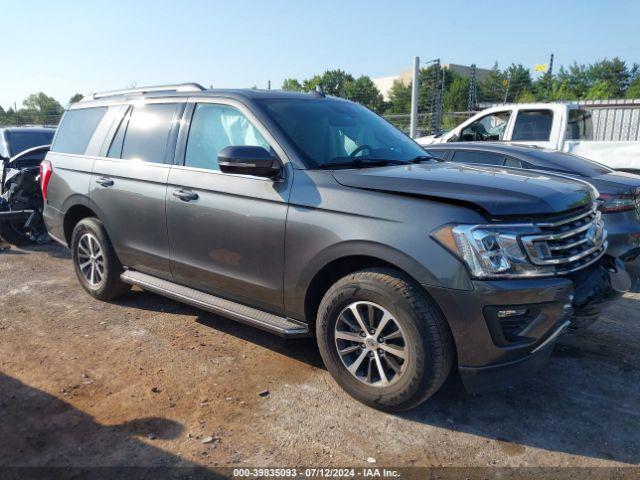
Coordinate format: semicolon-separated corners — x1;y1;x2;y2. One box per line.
294;240;455;329
61;196;107;246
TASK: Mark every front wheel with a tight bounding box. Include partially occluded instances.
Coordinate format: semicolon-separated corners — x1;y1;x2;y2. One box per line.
316;268;454;412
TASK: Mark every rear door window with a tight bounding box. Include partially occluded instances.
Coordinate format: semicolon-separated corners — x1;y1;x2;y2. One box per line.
51;107;108;155
511;110;553;141
451;150;505;166
110;103;179;163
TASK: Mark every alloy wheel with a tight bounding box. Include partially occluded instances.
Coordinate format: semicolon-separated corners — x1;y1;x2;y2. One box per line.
334;301;408;387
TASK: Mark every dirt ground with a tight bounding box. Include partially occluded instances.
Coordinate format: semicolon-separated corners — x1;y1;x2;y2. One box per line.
0;243;639;473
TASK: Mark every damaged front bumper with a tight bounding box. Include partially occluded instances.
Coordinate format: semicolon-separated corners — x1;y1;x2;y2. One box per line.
425;255;630;393
569;255;631;329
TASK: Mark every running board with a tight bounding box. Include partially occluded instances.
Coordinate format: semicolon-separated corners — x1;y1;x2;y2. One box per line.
120;270;309;338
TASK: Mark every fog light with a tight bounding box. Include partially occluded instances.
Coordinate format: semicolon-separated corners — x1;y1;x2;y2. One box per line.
497;308;528;318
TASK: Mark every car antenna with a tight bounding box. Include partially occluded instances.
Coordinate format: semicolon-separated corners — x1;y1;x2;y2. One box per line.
312;84;326;98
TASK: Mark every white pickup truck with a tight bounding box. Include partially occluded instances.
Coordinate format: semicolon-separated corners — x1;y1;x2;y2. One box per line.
416;103;640;173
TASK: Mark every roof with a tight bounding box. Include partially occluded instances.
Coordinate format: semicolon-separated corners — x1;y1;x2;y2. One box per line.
74;83;344;108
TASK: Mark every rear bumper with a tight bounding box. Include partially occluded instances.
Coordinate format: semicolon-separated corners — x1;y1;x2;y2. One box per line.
424;255;630;392
42;204;66;246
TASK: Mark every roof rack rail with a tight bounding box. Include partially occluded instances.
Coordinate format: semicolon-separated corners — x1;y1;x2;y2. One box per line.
85;83;206;101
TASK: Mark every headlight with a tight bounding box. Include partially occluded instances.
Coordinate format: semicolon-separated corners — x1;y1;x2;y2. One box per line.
432;224;555;278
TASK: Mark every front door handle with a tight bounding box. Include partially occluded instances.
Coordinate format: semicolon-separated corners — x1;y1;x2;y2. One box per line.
95;177;114;187
172;189;199;202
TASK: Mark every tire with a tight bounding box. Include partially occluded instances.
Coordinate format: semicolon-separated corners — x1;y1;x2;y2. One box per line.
0;220;35;246
70;217;131;301
316;267;454;412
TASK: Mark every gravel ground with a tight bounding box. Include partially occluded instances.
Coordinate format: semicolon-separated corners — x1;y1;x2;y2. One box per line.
0;243;638;472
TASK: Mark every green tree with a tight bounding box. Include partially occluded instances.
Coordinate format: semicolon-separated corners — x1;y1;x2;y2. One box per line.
317;70;355;96
504;64;532;102
281;78;302;92
386;79;412;114
69;93;84;103
516;89;536;103
302;74;322;92
342;75;383;112
442;75;469;112
478;63;507;103
626;77;640;99
22;92;63;124
585;80;618;100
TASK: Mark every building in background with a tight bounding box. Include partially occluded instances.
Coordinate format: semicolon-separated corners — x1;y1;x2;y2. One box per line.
373;63;491;101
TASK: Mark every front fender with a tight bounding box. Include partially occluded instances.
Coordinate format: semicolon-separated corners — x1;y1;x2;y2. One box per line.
284;239;472;322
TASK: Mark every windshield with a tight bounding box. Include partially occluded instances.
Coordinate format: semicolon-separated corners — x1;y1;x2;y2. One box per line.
257;98;426;168
6;130;55;157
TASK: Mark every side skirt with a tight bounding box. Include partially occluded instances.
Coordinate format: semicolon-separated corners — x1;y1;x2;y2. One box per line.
120;270;310;338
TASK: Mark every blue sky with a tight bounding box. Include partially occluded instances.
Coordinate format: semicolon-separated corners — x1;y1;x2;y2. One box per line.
2;0;639;109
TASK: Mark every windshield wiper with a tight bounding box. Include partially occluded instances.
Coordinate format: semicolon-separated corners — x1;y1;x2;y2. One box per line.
318;159;407;169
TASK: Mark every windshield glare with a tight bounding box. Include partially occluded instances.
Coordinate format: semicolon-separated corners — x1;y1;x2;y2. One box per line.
257;98;426;168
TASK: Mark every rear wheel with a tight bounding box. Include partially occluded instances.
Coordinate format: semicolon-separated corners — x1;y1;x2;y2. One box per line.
316;268;454;412
71;217;131;300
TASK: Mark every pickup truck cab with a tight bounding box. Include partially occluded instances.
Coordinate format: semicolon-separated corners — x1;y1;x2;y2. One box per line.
417;103;640;173
42;85;629;411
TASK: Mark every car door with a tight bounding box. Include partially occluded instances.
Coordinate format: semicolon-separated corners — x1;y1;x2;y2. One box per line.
166;99;292;314
90;100;184;280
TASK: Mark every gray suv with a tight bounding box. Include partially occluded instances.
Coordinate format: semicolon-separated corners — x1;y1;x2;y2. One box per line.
42;84;629;411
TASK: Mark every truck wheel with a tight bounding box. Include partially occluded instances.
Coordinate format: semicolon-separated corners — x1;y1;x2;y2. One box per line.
316;268;454;412
70;217;131;301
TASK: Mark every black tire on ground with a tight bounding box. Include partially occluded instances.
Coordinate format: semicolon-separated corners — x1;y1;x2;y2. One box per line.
0;220;36;246
70;217;131;301
316;267;454;412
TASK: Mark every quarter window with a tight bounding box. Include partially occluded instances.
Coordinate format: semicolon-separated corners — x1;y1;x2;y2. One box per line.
185;104;270;171
512;110;553;141
51;107;108;155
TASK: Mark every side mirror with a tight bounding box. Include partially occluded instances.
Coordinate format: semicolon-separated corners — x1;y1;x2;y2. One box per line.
218;146;280;178
446;133;459;143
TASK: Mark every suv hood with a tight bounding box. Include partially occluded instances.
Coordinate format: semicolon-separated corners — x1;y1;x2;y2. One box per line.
332;163;595;217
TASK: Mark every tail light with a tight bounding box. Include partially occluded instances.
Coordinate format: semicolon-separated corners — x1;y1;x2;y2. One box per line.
39;160;53;202
597;192;639;213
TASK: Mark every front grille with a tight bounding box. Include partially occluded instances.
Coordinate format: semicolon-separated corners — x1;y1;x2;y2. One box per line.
521;205;607;275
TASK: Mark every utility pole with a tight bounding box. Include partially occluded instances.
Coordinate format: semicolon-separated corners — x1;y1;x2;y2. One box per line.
410;56;420;138
431;59;442;134
545;53;554;101
468;64;477;112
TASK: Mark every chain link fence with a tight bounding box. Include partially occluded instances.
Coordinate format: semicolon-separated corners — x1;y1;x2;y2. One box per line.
0;114;60;127
383;111;475;137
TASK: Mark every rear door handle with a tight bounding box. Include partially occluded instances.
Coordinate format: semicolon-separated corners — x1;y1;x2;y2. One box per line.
172;189;199;202
95;177;114;187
